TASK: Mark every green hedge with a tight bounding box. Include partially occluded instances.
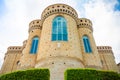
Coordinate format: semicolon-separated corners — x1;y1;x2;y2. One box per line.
0;68;50;80
65;68;120;80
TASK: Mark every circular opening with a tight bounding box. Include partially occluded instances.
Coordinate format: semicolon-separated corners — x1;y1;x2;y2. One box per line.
68;11;70;13
17;61;20;65
52;62;54;64
37;21;39;23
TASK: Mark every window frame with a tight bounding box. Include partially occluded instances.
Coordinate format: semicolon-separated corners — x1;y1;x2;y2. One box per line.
30;37;39;54
52;16;68;41
82;35;92;53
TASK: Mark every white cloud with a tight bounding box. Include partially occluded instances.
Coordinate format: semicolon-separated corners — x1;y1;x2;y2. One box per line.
83;0;120;63
0;0;120;69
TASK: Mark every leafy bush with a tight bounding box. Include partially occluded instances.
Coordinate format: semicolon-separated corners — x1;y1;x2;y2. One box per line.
65;68;120;80
0;68;50;80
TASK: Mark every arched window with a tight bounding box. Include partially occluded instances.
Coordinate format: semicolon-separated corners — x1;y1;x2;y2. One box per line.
30;37;39;54
52;16;68;41
82;36;92;53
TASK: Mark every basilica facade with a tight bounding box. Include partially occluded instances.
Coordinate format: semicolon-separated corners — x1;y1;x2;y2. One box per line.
0;4;118;80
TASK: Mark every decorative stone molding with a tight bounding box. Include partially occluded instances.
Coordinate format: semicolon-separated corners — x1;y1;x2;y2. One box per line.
41;4;78;20
29;19;42;33
7;46;23;53
77;18;93;32
97;46;113;53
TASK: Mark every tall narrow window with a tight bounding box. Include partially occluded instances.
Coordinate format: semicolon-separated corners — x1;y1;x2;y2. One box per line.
83;36;92;53
30;37;39;54
52;16;68;41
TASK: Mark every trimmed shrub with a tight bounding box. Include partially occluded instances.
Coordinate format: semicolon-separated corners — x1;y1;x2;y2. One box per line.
0;68;50;80
65;68;120;80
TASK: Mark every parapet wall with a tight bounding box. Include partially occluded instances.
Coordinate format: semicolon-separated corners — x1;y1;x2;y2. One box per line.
77;18;93;31
41;4;78;20
97;46;113;53
7;46;23;53
29;19;42;33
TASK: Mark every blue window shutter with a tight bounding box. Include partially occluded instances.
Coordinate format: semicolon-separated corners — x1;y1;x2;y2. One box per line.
30;37;39;54
63;34;68;41
52;22;57;34
86;39;92;53
30;40;35;53
63;22;67;34
34;39;38;53
58;34;62;40
52;34;57;41
85;39;89;53
83;38;88;52
83;36;92;53
52;16;68;41
58;22;62;34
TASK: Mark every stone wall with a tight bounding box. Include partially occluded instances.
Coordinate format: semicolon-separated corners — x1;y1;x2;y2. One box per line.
98;46;119;72
0;46;22;74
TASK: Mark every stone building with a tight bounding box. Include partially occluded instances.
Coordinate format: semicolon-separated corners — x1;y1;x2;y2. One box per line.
0;3;118;80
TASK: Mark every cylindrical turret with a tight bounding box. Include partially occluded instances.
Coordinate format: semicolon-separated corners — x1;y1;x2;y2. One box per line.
97;46;119;72
35;4;84;80
41;4;78;21
77;18;102;69
19;19;42;69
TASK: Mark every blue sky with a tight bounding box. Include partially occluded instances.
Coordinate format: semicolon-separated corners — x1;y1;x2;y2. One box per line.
114;0;120;11
0;0;5;16
0;0;120;68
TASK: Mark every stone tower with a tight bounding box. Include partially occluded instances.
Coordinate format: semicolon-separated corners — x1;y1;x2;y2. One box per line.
98;46;118;72
19;4;102;80
19;20;42;69
0;3;118;80
0;46;22;73
77;18;102;69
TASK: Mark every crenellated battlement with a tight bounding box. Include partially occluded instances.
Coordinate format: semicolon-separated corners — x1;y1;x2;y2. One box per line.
77;18;93;31
29;19;42;33
41;4;78;20
97;46;113;53
7;46;23;53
